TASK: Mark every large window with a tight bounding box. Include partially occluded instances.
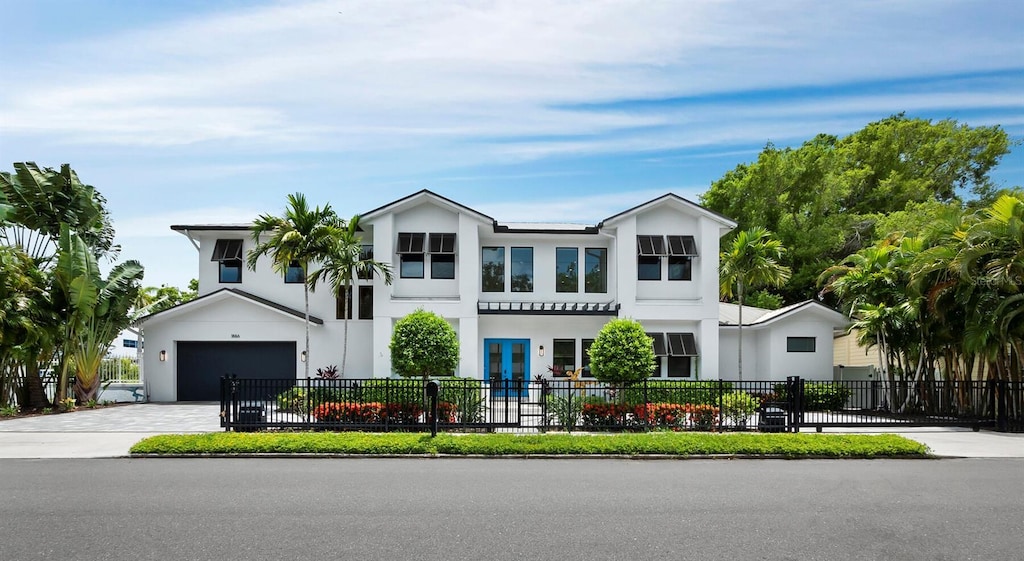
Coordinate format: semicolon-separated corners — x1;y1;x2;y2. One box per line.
638;256;661;281
481;247;504;292
637;236;664;281
358;285;373;320
510;247;533;292
555;247;578;293
397;232;426;279
552;339;576;374
211;239;243;284
585;248;607;293
285;260;304;283
428;233;456;279
335;287;353;320
787;337;816;353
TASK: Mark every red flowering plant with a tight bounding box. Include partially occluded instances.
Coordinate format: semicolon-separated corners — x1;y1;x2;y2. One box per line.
312;402;382;423
635;403;689;430
683;404;720;431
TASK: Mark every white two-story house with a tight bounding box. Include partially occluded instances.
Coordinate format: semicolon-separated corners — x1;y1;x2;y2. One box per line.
139;190;845;401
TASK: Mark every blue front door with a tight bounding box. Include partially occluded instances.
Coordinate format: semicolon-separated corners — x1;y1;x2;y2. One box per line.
485;339;529;397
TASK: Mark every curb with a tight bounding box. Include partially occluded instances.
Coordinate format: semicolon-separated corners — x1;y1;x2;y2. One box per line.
128;452;935;460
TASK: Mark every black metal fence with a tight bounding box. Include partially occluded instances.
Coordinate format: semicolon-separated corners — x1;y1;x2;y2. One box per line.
219;376;1024;433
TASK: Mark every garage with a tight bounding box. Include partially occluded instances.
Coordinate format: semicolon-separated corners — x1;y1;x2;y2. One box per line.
176;341;297;401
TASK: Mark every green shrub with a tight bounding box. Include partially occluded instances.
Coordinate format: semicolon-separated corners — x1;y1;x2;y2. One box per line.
132;432;930;458
546;394;582;432
357;378;423;405
587;318;655;385
275;387;348;414
438;378;487;423
720;391;759;425
773;382;853;411
390;308;459;380
621;381;733;406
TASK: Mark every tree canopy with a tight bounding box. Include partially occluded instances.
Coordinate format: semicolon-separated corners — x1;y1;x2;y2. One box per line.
390;309;459;380
701;114;1012;302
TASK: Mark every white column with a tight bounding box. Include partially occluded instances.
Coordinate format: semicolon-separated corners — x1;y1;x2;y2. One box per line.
699;317;720;380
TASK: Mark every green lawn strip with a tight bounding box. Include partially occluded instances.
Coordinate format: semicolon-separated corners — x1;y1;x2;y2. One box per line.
130;432;928;457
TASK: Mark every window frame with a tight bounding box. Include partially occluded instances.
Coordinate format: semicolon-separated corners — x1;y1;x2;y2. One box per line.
552;339;576;374
400;253;425;279
555;247;579;293
428;233;457;254
335;287;353;320
396;232;426;254
668;255;692;281
481;246;505;292
585;247;607;293
284;260;305;284
358;285;373;320
581;338;595;378
218;260;242;284
667;356;692;378
637;256;661;281
787;337;816;353
510;246;534;293
430;253;456;279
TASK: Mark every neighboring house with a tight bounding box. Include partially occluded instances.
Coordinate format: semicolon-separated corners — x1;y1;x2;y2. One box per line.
139;190;843;401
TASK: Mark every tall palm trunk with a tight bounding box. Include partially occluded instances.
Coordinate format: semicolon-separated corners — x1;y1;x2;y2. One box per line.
341;282;351;377
303;282;310;379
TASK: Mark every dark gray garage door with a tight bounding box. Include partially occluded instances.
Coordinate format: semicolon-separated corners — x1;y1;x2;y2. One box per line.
177;341;296;401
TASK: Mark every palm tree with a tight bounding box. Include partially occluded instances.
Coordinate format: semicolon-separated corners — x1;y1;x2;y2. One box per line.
720;227;791;381
308;214;393;377
247;193;341;379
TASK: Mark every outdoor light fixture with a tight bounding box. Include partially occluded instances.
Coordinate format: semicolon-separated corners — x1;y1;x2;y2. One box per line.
159;350;167;362
300;351;307;362
538;345;545;357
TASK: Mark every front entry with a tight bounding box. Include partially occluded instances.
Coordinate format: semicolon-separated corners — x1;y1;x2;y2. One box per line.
485;339;529;397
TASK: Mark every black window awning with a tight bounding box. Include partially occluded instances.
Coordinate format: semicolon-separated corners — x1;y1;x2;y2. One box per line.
397;232;425;254
211;239;243;261
637;235;667;256
667;332;698;356
667;235;698;256
428;233;456;254
647;332;667;356
477;301;618;316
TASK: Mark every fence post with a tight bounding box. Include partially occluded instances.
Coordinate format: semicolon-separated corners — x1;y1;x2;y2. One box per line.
717;379;723;432
997;379;1009;432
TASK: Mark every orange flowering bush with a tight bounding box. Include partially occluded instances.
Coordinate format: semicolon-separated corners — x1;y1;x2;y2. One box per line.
581;402;720;431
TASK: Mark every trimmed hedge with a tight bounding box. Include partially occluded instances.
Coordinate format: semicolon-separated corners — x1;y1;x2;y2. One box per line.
773;382;853;411
620;381;735;406
130;432;929;458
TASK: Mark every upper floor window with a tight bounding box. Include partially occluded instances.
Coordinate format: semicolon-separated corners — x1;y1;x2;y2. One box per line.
428;233;457;279
357;245;373;280
787;337;816;353
397;232;426;278
510;247;534;292
211;239;243;284
481;247;504;292
585;248;607;293
285;260;304;283
637;235;666;281
668;256;691;281
555;247;578;293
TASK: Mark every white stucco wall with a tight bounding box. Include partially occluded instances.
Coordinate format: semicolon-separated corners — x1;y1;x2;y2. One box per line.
719;314;837;382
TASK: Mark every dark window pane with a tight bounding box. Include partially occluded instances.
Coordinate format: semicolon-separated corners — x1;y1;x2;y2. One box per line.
552;339;575;374
431;254;455;279
638;256;661;280
285;260;304;283
219;260;242;283
667;332;697;356
510;247;533;292
667;356;692;378
637;235;666;256
585;248;607;293
357;245;373;280
668;256;691;281
555;247;578;293
335;287;353;320
481;247;504;292
787;337;816;353
400;254;424;278
358;286;373;320
667;235;698;256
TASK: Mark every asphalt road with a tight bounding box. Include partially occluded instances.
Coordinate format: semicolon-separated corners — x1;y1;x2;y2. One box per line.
2;458;1022;561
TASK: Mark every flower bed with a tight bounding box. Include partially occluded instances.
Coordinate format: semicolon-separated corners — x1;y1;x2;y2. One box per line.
312;401;457;424
581;402;721;431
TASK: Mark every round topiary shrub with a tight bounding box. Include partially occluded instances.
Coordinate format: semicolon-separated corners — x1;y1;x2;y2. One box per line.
389;308;460;381
587;318;655;386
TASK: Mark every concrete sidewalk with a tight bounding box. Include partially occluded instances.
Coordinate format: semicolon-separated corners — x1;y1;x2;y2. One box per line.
1;403;1023;458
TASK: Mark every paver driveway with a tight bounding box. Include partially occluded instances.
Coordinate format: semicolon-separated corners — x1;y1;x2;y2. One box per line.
0;403;222;433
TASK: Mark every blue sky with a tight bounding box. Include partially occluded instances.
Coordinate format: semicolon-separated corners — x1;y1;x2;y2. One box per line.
2;0;1022;290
